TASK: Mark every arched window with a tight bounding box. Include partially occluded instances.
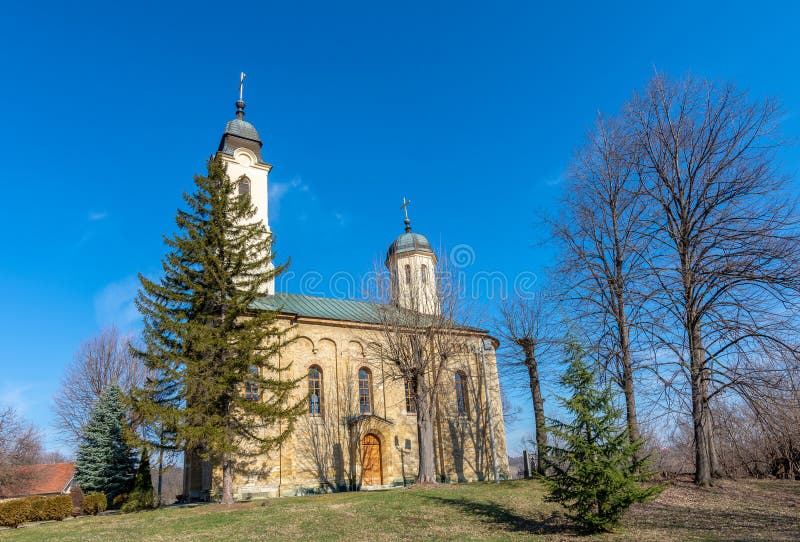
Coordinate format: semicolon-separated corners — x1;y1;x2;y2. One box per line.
455;371;468;416
420;264;428;284
404;378;416;413
308;366;323;415
358;368;372;414
244;366;259;401
238;176;251;196
404;264;412;285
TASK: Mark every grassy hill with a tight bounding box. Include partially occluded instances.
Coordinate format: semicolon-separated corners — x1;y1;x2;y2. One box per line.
1;477;798;541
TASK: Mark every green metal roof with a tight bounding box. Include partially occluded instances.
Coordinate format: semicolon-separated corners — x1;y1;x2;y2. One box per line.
252;292;384;324
252;292;481;332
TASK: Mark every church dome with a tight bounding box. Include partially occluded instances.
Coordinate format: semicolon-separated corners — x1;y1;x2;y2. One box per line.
386;231;434;261
218;100;264;161
223;118;261;142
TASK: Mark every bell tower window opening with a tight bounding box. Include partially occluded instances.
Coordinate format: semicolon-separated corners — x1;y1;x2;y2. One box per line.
238;176;251;196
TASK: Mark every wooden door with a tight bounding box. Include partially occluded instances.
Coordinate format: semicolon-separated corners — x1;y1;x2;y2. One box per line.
361;434;382;486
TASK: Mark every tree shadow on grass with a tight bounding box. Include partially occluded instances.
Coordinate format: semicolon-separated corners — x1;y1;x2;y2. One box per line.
423;495;570;536
626;500;800;541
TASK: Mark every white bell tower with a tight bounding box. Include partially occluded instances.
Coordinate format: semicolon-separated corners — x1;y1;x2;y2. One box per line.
385;199;438;314
215;81;275;295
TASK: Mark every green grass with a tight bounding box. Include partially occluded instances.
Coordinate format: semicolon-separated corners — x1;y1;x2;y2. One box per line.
2;477;799;541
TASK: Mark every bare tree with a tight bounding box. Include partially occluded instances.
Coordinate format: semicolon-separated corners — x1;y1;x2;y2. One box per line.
496;292;557;475
551;114;651;451
627;73;800;486
367;258;473;484
53;326;146;446
0;406;43;497
296;358;365;491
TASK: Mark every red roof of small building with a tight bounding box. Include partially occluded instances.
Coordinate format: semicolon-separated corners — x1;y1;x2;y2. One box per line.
1;462;75;498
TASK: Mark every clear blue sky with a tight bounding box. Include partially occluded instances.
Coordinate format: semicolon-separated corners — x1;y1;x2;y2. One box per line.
2;0;800;455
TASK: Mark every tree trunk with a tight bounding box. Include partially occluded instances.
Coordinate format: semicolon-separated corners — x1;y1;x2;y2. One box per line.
522;342;547;476
157;445;164;507
614;253;641;452
690;325;713;486
221;453;235;504
620;356;640;443
415;380;437;483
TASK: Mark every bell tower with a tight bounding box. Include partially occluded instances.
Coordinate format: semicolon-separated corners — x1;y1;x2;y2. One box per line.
214;75;275;294
385;199;438;314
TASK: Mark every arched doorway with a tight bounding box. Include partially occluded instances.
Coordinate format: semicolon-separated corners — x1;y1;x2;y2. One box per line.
361;433;382;486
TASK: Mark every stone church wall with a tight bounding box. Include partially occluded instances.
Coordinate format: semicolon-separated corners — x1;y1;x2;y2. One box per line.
193;318;509;500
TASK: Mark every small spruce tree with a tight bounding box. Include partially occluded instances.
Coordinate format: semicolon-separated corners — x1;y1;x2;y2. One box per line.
121;449;154;512
74;385;136;502
544;342;661;533
134;156;305;504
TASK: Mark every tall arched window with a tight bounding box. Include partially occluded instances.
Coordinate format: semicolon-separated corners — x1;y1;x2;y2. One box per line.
404;378;416;414
308;366;323;415
455;371;468;416
404;264;412;285
238;176;251;196
244;366;259;401
358;368;373;414
420;264;428;284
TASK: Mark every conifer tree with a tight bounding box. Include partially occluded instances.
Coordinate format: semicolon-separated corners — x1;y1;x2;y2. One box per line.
134;156;304;504
544;342;660;533
74;385;136;501
121;449;154;511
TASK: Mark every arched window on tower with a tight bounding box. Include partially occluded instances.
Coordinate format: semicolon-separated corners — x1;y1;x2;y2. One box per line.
455;371;468;416
420;264;428;284
358;368;373;414
404;264;412;285
308;365;323;415
238;176;251;196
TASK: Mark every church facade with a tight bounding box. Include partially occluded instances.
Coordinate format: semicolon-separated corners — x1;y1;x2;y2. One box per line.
184;98;509;500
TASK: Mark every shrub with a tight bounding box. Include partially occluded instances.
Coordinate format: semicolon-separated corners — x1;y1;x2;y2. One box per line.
82;493;107;515
112;493;129;509
41;495;73;521
0;499;32;528
120;489;154;513
25;496;47;522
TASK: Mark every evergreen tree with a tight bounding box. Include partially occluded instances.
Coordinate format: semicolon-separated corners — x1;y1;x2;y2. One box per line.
121;449;154;512
544;343;661;533
74;385;136;501
134;156;304;504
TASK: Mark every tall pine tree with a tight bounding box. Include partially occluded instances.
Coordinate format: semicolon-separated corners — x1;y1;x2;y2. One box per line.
75;385;136;502
544;342;661;533
134;156;304;504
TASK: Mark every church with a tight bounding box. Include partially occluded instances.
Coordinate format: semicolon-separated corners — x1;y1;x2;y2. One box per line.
184;94;509;500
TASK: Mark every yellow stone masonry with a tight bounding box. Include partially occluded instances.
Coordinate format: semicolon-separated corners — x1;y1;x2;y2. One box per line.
185;316;509;500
